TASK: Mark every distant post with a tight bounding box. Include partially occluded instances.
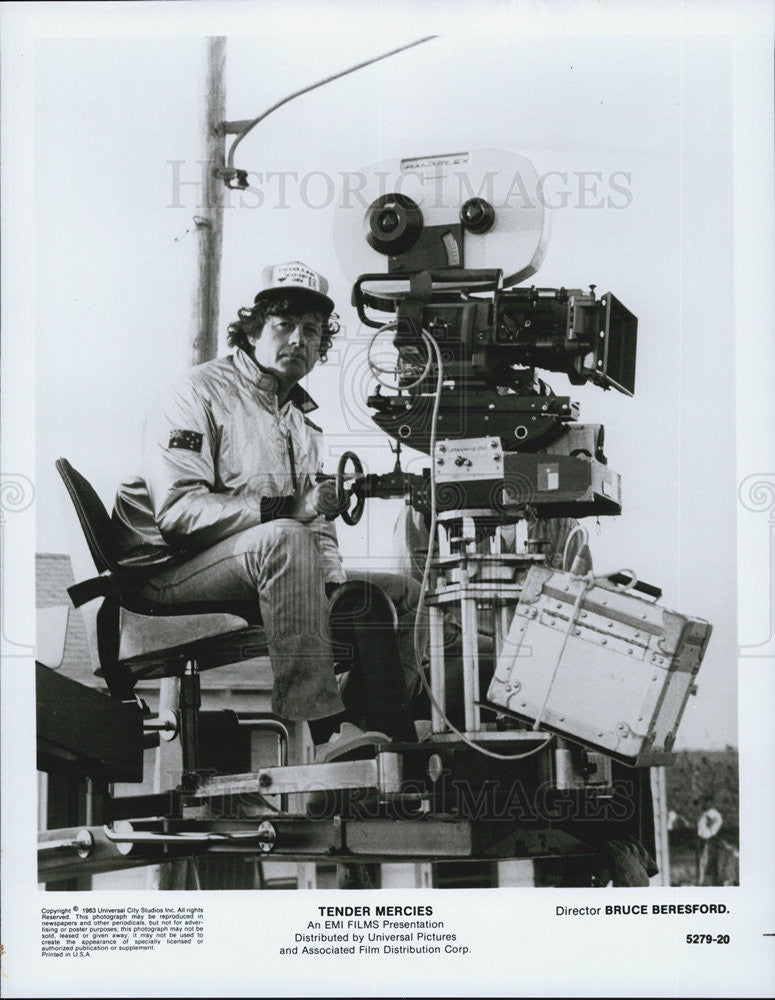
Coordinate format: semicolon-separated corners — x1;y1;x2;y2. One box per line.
191;35;227;367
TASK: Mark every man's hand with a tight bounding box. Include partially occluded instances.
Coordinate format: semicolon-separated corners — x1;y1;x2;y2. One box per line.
291;479;340;522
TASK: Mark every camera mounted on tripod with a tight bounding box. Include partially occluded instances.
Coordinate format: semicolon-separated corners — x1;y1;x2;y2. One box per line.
331;149;709;769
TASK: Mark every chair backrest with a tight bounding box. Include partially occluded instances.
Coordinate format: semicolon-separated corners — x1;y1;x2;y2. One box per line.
55;458;119;576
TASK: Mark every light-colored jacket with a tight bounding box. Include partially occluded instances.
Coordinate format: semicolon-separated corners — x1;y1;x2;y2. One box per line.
112;347;346;583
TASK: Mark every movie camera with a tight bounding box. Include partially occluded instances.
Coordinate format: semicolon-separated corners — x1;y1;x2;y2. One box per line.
331;149;637;521
332;149;708;771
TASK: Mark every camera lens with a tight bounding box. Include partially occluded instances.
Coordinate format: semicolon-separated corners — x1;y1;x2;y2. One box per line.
366;193;423;255
460;197;495;234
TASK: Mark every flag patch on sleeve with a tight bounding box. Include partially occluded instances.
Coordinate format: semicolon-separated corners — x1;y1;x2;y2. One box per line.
169;429;203;452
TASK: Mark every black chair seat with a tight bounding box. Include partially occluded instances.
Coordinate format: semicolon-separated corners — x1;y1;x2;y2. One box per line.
121;591;262;624
117;623;269;682
56;457;268;695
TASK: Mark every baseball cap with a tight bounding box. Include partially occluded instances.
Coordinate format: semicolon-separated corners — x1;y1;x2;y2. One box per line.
254;261;335;315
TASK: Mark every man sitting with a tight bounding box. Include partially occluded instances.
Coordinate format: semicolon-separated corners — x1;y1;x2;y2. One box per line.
112;261;416;757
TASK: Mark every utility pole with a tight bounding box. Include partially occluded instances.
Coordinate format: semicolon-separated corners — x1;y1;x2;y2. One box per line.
153;37;228;893
191;35;227;367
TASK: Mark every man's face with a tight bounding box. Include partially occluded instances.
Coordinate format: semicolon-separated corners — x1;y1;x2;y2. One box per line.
248;308;324;393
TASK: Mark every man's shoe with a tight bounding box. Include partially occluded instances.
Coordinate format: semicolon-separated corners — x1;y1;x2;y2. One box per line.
314;722;390;763
308;724;389;819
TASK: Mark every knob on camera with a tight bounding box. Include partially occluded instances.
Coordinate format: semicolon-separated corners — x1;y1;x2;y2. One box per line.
366;193;424;255
460;197;495;234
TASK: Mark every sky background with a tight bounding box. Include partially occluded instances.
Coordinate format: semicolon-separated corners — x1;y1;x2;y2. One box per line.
31;28;740;748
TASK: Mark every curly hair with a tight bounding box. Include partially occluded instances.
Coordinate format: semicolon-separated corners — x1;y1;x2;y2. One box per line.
227;292;340;362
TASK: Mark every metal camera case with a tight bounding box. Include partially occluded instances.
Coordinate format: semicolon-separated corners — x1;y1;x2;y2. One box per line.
487;565;713;766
